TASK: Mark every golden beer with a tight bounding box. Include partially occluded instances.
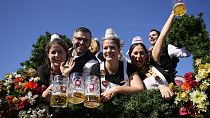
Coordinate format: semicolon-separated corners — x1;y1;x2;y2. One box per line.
173;3;186;16
83;95;100;108
68;92;85;104
50;94;68;108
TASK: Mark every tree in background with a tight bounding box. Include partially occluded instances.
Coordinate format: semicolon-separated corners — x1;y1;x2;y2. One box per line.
167;13;210;72
20;32;72;70
2;13;210;118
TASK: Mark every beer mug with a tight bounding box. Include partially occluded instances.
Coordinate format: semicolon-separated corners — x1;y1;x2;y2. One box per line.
68;72;85;104
50;75;68;108
173;0;186;16
83;75;100;108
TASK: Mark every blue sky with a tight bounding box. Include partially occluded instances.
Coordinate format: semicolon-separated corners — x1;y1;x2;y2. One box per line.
0;0;209;79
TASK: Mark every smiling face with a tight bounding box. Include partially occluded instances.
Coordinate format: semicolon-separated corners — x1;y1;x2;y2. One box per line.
149;31;159;46
48;43;67;69
102;39;120;61
72;31;91;56
130;44;148;69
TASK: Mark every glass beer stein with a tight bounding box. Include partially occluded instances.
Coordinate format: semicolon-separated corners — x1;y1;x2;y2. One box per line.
50;75;68;108
68;72;85;104
173;0;186;16
83;75;100;108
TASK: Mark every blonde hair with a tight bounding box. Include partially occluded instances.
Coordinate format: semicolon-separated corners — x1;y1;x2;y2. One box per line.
89;39;100;55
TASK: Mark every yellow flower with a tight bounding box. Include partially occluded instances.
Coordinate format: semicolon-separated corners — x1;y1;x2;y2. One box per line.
5;73;13;79
169;83;178;92
197;69;208;80
199;80;209;91
190;90;207;104
34;76;40;82
180;91;189;102
196;101;209;113
195;59;201;66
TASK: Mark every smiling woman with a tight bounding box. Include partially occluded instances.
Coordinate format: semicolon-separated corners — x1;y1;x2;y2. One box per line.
37;35;71;87
90;28;144;103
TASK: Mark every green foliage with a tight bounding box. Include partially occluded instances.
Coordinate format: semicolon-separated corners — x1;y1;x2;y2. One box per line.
48;90;177;118
167;13;210;72
20;32;72;70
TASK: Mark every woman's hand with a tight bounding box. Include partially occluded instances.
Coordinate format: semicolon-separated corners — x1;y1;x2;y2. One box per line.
157;84;174;99
100;87;118;103
42;84;53;101
60;58;75;77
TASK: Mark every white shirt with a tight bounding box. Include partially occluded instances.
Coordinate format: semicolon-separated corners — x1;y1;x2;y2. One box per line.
72;50;98;77
143;65;169;89
167;44;190;58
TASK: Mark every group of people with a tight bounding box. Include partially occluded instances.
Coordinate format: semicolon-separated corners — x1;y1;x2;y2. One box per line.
38;10;190;103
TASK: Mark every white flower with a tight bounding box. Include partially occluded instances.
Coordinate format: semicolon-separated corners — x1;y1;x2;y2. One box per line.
30;114;37;118
190;90;207;104
3;78;12;86
30;76;40;82
37;109;46;117
24;91;39;105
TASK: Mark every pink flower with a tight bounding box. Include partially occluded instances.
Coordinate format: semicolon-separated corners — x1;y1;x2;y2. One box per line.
175;80;183;86
179;107;188;116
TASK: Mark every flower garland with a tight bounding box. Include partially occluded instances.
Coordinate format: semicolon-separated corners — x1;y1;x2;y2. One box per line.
0;68;52;118
170;59;210;117
1;61;209;117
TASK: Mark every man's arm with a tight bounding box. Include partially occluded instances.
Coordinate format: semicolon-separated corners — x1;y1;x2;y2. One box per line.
152;11;175;63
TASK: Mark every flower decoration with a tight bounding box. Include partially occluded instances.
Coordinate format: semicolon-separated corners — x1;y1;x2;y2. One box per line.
0;68;51;118
171;60;210;117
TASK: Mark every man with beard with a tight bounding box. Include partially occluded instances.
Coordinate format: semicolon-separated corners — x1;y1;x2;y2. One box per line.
69;27;99;77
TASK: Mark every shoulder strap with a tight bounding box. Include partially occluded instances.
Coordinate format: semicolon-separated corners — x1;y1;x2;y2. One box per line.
123;61;129;86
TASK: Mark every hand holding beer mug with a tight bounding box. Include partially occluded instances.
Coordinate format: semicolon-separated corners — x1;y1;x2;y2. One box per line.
84;75;100;108
68;72;85;104
173;0;186;16
50;75;68;108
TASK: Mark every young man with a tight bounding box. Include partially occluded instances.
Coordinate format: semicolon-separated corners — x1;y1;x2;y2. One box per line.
69;27;99;77
148;28;190;78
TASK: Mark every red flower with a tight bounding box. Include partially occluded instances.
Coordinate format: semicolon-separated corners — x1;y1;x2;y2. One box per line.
5;96;14;105
24;82;38;90
184;72;194;83
184;72;198;88
18;100;29;110
181;82;191;91
13;77;24;84
189;80;198;88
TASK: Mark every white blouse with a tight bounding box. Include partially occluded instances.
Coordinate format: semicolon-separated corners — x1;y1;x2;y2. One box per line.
143;65;169;89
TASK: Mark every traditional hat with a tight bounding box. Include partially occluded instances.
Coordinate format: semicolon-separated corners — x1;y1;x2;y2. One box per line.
50;33;60;42
126;36;144;55
131;36;143;44
103;28;118;39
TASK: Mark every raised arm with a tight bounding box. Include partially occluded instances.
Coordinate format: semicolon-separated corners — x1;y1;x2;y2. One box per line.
152;11;175;63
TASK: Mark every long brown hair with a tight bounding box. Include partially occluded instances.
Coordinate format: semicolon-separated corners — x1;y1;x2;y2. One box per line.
45;38;69;72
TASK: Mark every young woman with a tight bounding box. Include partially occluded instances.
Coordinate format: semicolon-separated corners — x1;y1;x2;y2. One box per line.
128;11;175;99
37;34;75;99
91;28;144;103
